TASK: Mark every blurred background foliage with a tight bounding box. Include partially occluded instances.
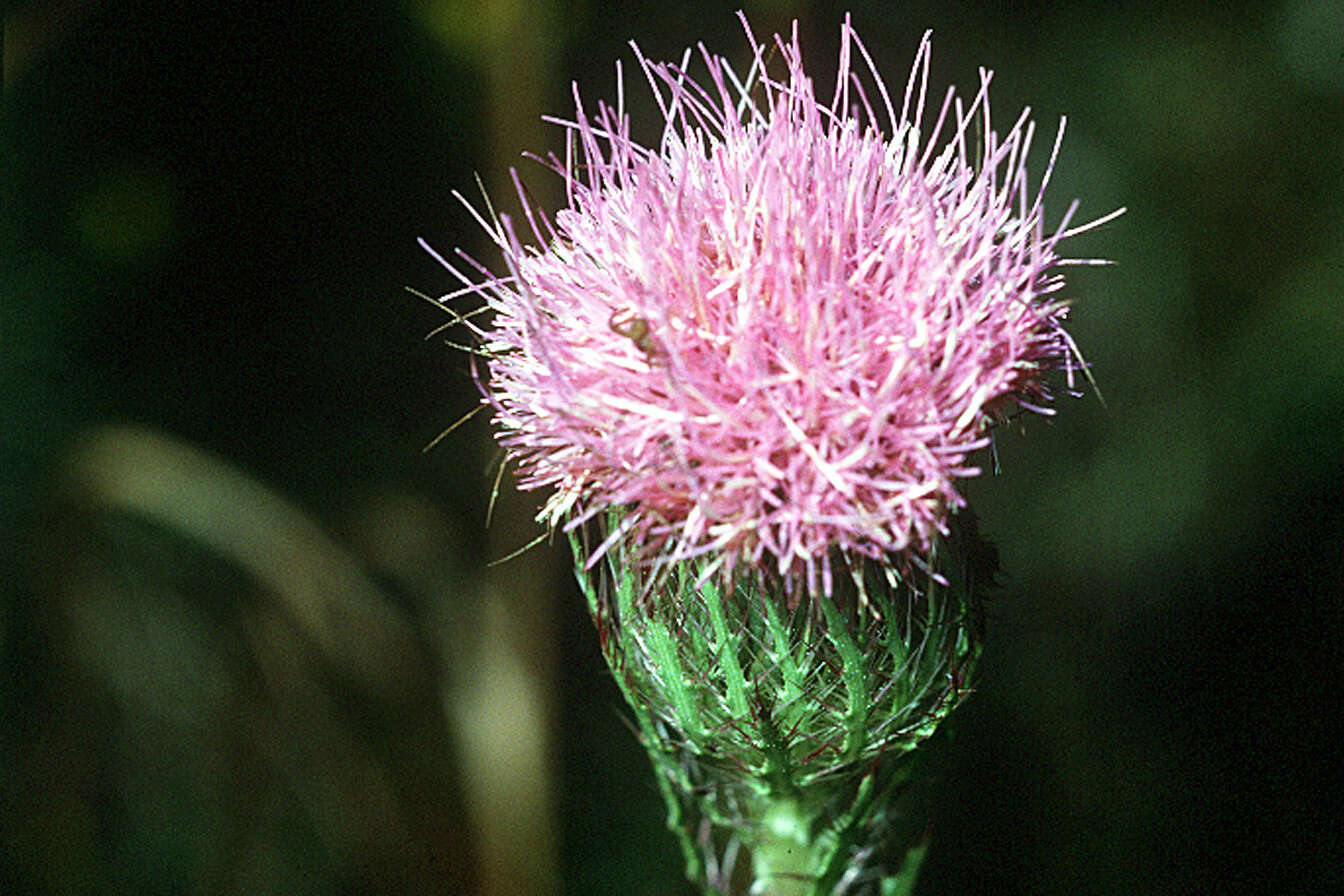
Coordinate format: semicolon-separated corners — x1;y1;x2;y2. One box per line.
2;0;1340;894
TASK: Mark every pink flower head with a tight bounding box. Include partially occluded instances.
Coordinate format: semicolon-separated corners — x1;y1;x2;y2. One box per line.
431;14;1120;595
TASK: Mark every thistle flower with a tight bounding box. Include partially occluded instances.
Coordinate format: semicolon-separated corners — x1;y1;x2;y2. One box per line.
431;13;1118;596
427;12;1118;894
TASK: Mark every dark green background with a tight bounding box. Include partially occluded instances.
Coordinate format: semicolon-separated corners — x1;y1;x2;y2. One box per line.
4;1;1341;893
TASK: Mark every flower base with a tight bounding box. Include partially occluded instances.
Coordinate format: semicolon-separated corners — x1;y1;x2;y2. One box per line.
573;513;991;894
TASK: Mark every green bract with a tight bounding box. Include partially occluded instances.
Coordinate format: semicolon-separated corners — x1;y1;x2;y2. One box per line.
573;511;993;895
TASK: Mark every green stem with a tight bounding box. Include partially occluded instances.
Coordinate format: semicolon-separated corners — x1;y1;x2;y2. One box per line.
750;796;819;896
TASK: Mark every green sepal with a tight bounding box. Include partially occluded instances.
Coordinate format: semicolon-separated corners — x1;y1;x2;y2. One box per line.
569;509;993;894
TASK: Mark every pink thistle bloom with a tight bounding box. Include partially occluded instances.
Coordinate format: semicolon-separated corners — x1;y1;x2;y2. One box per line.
431;14;1121;595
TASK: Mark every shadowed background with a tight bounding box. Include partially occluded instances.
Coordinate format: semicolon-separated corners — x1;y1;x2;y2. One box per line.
3;1;1340;894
